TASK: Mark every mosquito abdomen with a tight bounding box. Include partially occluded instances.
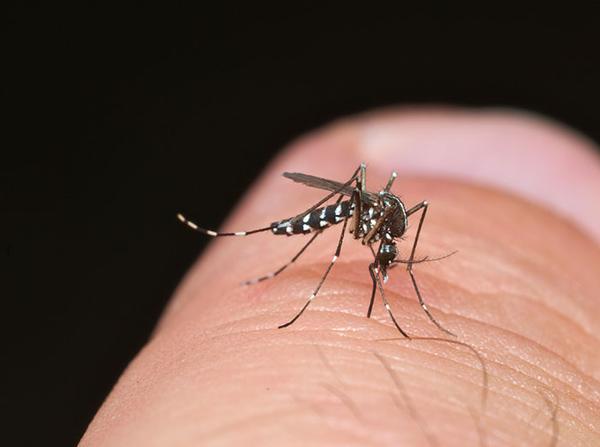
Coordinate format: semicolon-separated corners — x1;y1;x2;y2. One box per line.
271;200;354;235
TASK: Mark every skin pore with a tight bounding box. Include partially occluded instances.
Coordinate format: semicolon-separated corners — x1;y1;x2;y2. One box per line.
80;108;600;446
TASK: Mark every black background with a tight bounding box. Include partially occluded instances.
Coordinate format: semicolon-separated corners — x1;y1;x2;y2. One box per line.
5;4;600;446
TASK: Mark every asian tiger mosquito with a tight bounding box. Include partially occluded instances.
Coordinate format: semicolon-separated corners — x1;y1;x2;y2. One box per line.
177;163;455;338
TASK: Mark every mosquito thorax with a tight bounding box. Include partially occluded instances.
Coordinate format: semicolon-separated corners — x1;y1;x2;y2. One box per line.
380;192;408;238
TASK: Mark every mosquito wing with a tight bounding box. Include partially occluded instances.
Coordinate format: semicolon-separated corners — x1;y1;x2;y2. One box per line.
283;172;379;205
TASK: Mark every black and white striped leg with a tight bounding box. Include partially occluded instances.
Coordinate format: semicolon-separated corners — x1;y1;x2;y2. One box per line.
177;213;271;237
366;244;378;318
242;231;322;285
278;195;353;329
383;171;398;192
406;201;455;337
369;262;410;338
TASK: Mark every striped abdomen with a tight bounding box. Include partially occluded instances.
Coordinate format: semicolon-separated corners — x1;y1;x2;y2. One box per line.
271;200;354;235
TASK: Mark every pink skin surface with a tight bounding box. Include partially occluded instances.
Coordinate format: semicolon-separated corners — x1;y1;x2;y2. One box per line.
80;108;600;446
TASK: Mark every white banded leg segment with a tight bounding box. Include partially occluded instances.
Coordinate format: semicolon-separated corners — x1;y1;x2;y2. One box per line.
369;263;410;338
177;213;271;237
243;272;275;285
408;267;454;337
405;201;455;337
177;213;198;230
242;231;321;286
384;171;398;192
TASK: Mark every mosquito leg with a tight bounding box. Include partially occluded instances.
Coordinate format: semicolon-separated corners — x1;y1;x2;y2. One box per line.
406;201;455;337
368;244;377;258
242;231;321;285
383;171;398;192
176;213;271;236
242;195;345;285
279;193;354;329
407;269;454;337
185;166;362;238
367;275;377;319
366;243;378;318
360;162;367;194
354;164;367;233
369;262;410;338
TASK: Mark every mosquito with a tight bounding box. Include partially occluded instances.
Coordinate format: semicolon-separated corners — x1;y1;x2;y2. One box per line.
177;163;455;338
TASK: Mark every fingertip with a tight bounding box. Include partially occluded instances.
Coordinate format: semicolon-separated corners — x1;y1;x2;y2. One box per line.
356;106;600;243
83;107;600;447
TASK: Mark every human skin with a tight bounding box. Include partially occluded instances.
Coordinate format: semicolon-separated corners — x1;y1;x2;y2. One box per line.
80;108;600;446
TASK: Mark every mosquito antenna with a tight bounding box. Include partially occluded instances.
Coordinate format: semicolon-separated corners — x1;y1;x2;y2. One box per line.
392;250;458;265
176;213;271;237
